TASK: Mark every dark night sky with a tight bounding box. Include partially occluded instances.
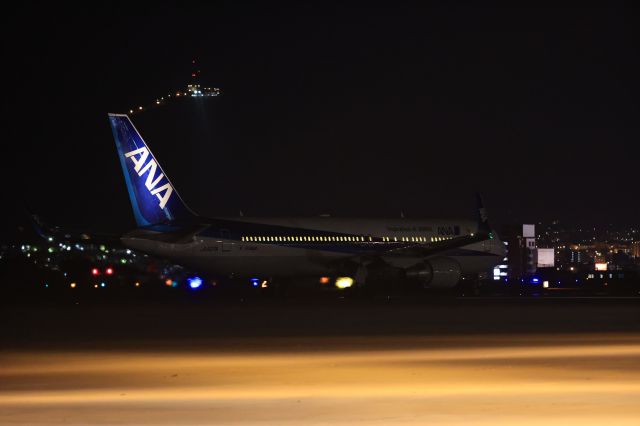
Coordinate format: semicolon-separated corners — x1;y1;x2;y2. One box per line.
2;3;639;236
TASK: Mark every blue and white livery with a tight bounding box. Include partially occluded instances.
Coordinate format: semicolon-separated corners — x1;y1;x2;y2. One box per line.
109;113;505;289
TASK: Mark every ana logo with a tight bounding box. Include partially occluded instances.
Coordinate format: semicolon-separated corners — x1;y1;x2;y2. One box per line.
124;147;173;209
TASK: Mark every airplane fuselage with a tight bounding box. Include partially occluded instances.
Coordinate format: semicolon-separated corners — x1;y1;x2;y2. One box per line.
122;217;505;278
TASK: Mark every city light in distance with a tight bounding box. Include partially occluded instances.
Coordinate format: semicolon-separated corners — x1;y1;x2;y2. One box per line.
595;263;608;271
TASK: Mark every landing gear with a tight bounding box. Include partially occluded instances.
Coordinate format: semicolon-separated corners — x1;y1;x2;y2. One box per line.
355;268;406;301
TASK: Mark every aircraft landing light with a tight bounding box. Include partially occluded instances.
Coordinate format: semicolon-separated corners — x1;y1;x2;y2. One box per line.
335;277;354;289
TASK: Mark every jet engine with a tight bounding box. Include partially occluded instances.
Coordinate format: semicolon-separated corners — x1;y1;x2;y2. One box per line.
405;257;462;289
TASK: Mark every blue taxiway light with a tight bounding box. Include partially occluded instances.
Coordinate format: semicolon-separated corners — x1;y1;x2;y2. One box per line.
188;276;203;289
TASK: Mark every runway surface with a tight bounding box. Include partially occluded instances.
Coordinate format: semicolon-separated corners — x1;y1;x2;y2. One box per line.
2;299;640;424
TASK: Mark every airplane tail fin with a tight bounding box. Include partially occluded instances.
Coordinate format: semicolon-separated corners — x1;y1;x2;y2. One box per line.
475;193;492;235
23;203;55;240
108;114;197;227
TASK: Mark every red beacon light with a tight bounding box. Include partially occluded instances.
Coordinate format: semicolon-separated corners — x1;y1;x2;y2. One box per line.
91;268;100;276
105;267;114;275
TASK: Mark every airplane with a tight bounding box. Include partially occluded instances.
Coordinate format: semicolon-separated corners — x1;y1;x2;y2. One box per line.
24;205;121;247
109;113;505;290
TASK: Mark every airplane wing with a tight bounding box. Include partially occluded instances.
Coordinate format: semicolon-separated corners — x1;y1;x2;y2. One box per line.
382;229;492;258
23;205;123;246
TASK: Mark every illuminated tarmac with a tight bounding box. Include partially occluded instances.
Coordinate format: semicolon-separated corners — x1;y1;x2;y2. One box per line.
2;299;640;424
2;333;640;425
